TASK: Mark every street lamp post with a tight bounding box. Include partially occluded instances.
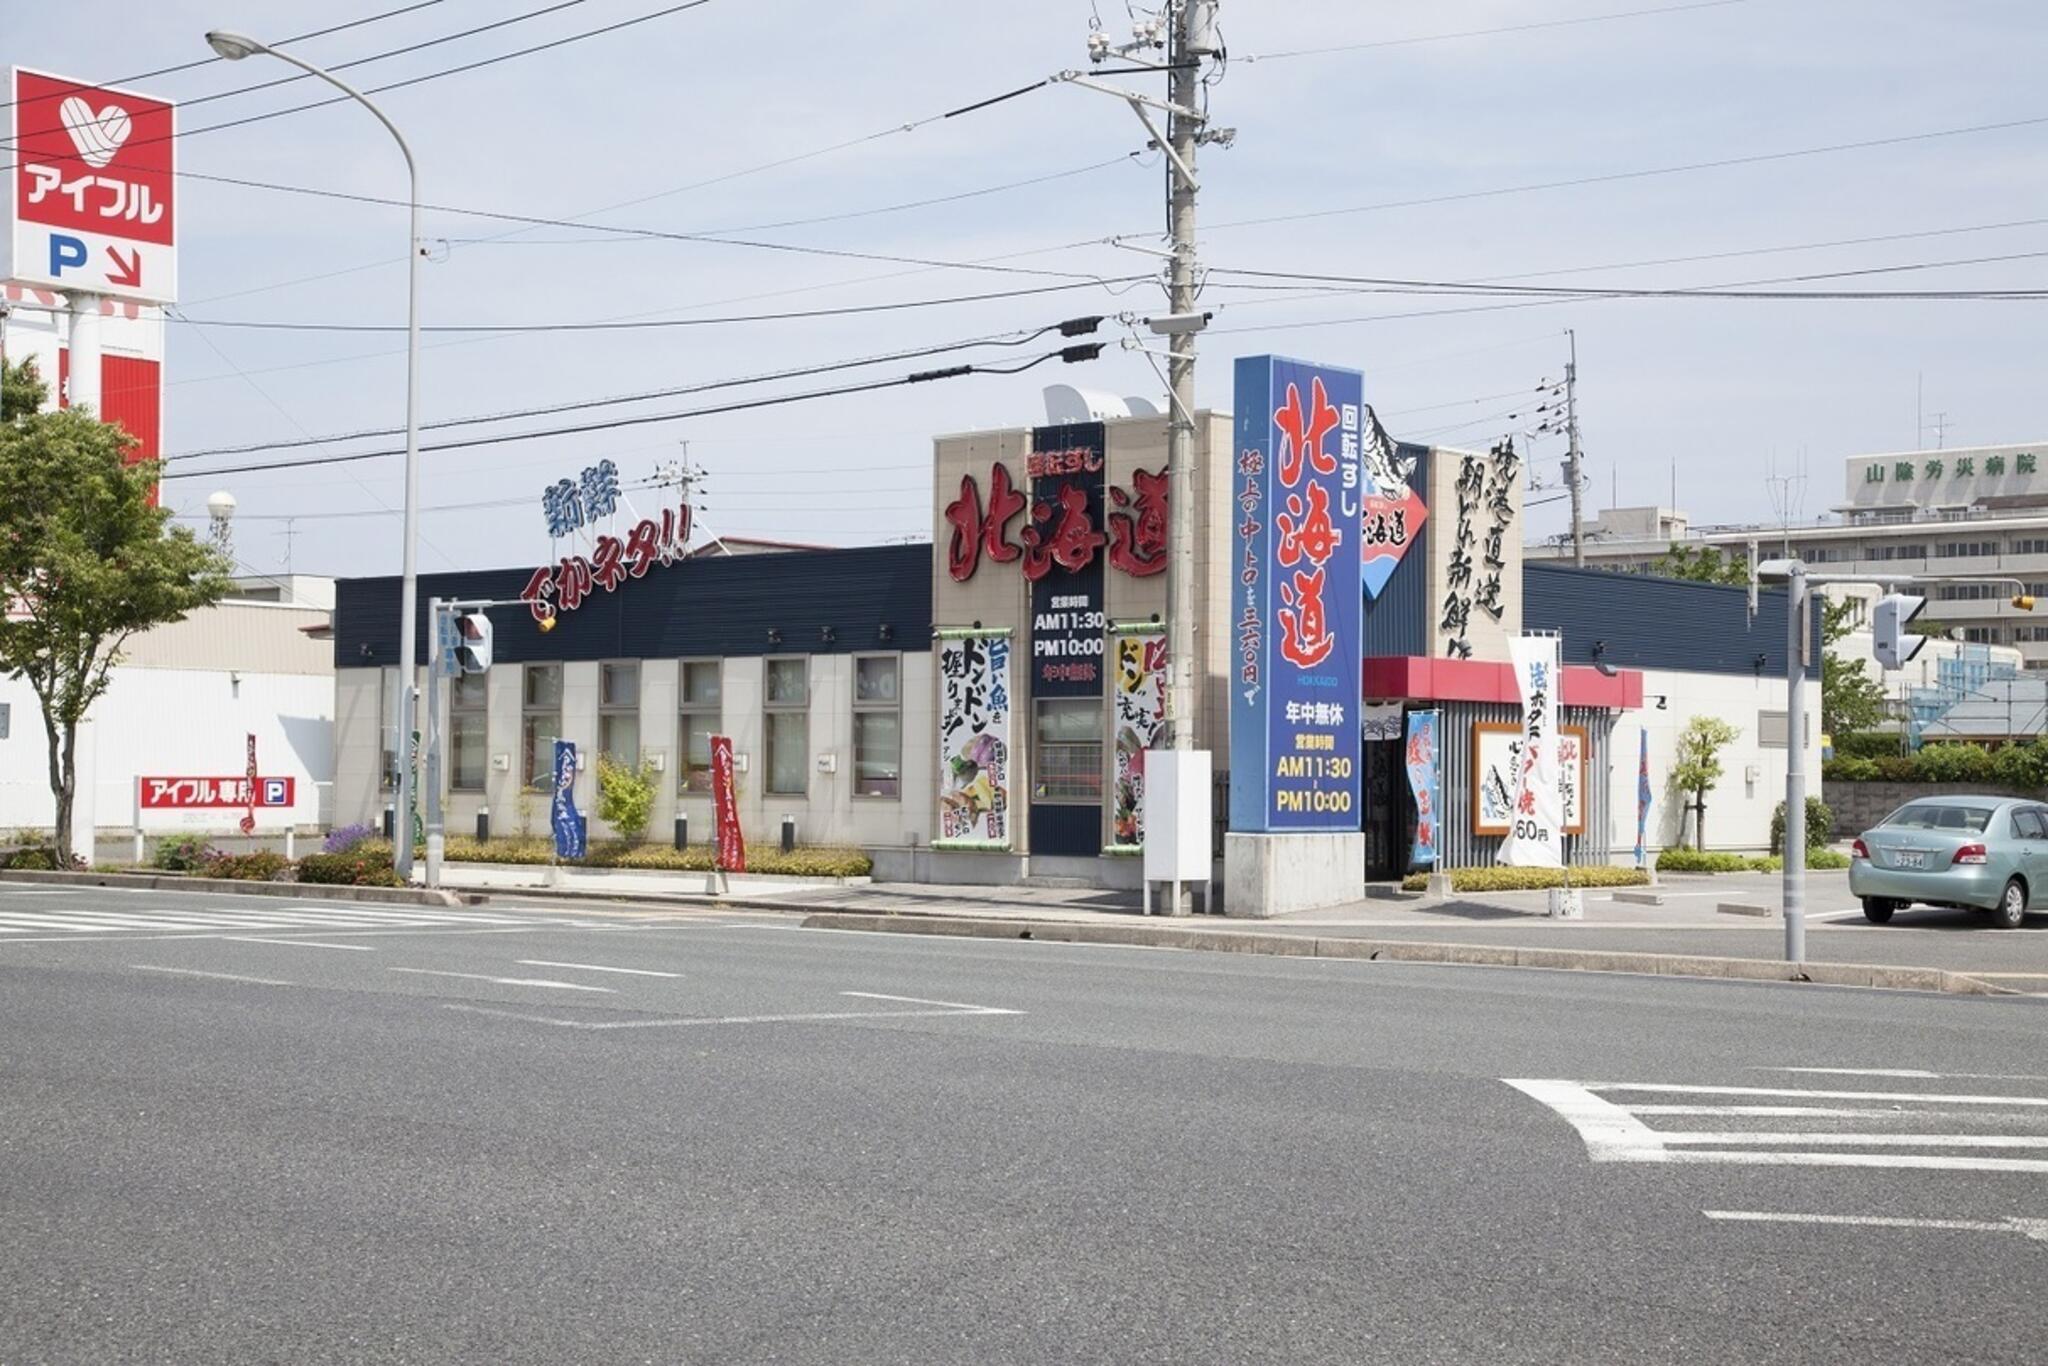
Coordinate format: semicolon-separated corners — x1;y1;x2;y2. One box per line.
206;30;425;880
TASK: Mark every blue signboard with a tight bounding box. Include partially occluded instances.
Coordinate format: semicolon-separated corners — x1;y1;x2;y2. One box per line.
1229;355;1366;833
551;739;587;860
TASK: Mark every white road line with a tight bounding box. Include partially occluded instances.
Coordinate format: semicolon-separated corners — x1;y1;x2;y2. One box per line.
841;990;1024;1015
1503;1079;1671;1161
1628;1105;2046;1119
223;937;374;951
1594;1082;2048;1107
131;964;294;986
1761;1067;2048;1082
388;967;615;993
440;1002;1027;1030
514;959;680;978
1704;1210;2048;1242
1663;1132;2048;1149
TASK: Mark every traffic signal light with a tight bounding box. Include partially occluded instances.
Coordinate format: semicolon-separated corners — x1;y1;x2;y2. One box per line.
455;613;493;673
1873;592;1926;669
2014;595;2037;612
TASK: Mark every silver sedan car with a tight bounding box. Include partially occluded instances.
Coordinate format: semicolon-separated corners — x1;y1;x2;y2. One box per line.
1848;795;2047;928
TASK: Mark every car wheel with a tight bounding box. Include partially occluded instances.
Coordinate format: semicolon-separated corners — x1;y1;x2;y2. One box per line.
1994;879;2027;929
1861;897;1895;925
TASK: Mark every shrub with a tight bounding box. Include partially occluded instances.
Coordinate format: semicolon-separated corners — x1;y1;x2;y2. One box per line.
435;834;873;878
1823;756;1880;782
1398;865;1651;893
294;852;405;887
1913;743;1994;783
1833;731;1904;761
595;756;658;843
1991;742;2048;790
322;822;378;855
202;851;291;882
153;834;220;872
1656;848;1759;874
1808;848;1850;870
3;846;83;871
1873;755;1919;782
1769;796;1835;853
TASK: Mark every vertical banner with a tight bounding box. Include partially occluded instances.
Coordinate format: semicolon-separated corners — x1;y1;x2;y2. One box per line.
935;632;1013;848
239;734;258;835
1499;635;1564;868
1360;407;1427;600
1635;726;1651;867
1405;710;1440;869
1026;422;1108;698
1110;630;1168;848
710;734;745;872
1229;355;1366;833
550;739;586;861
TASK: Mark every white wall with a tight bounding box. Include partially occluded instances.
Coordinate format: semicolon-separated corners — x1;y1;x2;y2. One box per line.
1;667;334;834
1608;666;1825;855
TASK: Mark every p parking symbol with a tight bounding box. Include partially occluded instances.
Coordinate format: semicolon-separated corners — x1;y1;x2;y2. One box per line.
47;234;88;277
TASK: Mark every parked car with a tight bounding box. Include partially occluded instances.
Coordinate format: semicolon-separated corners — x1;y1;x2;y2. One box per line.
1848;795;2046;927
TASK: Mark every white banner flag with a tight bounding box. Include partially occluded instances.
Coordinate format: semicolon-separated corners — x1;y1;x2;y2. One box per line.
1499;634;1564;868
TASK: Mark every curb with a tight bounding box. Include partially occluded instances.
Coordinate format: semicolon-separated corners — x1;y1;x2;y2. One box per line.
0;868;485;908
795;910;2018;997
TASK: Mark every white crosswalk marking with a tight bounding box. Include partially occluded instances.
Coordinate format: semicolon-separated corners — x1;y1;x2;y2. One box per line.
1506;1074;2048;1174
0;899;536;937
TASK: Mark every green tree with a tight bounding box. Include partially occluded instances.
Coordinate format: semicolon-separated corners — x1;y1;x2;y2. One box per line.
1652;543;1749;585
1670;715;1741;851
595;753;657;843
1820;597;1887;736
0;358;231;860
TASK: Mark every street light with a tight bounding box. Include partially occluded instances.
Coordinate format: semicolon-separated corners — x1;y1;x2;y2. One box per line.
206;29;426;881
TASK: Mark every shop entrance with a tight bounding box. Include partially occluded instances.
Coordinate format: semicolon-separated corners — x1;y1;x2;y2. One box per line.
1362;736;1410;881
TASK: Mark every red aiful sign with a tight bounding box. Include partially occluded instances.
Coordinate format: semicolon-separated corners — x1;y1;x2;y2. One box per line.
943;459;1167;583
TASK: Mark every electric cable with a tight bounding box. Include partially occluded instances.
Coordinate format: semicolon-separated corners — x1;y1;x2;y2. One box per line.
1240;1;1750;62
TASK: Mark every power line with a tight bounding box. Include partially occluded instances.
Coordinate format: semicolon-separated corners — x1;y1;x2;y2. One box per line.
1201;113;2048;235
1241;0;1750;62
168;277;1140;335
0;0;457;112
162;318;1094;460
161;345;1104;481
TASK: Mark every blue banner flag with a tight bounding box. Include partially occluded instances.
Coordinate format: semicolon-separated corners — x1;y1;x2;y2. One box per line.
551;738;586;861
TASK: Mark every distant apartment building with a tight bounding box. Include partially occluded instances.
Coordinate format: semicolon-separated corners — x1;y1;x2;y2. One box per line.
1530;442;2048;671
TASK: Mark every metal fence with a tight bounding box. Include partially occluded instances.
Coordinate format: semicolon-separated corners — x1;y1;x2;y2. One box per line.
1437;701;1616;868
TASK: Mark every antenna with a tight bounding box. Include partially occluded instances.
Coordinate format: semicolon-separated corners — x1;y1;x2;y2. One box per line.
1927;411;1952;450
277;516;298;574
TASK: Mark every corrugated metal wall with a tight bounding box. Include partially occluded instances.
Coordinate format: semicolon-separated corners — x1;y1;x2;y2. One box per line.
333;544;933;667
1525;562;1821;679
1438;700;1616;868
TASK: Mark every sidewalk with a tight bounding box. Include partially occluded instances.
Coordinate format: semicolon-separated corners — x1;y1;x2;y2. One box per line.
448;860;2048;988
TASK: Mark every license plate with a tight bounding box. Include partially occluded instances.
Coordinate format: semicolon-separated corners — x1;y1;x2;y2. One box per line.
1895;851;1928;870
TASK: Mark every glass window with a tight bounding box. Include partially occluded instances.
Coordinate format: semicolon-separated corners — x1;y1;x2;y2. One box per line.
767;657;808;706
2012;809;2046;840
1886;803;1992;832
522;663;563;789
599;661;640;764
449;672;487;791
766;710;809;796
1034;699;1103;802
679;661;721;793
853;655;901;799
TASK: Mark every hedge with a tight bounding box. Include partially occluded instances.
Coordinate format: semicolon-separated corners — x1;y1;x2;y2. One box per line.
1769;797;1836;853
1657;848;1850;874
1824;740;2048;788
202;851;291;882
1399;865;1652;893
295;852;406;887
438;835;874;879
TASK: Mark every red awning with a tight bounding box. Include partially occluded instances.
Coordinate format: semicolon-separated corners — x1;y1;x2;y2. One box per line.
1362;655;1642;710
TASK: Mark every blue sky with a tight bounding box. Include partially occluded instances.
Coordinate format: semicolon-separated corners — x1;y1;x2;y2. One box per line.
8;0;2045;576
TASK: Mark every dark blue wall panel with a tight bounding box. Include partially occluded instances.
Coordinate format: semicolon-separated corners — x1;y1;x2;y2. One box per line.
334;544;933;668
1524;562;1822;679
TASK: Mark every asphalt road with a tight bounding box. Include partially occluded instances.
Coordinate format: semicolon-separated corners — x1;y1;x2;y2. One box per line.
2;885;2045;1364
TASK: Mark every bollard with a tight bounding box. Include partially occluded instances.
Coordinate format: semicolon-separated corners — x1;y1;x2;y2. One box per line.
133;830;145;865
780;814;796;855
674;814;688;851
476;806;490;843
382;804;395;840
285;828;295;861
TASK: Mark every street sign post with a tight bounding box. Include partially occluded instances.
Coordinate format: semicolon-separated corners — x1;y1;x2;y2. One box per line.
6;69;177;304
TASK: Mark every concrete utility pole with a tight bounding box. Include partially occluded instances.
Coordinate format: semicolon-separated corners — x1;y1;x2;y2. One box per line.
1164;1;1202;751
1565;328;1584;568
1783;561;1808;965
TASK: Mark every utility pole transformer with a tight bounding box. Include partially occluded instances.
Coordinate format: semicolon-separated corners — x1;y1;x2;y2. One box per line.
1566;328;1584;568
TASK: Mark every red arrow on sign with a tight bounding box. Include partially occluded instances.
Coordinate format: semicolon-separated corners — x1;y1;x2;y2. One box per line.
105;246;142;289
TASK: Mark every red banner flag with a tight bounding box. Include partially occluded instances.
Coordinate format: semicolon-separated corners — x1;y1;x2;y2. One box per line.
239;734;258;835
710;734;745;873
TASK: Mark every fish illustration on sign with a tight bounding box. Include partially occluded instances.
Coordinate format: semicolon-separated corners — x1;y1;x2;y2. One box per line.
1359;405;1428;601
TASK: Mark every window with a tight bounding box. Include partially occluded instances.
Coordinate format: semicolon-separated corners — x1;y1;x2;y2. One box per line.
2010;538;2048;557
1885;802;1992;832
522;663;563;789
853;655;901;798
599;661;640;765
1757;709;1812;750
2012;808;2046;841
449;673;487;791
1034;698;1103;802
765;657;809;796
1866;542;1928;562
679;660;721;793
1934;540;1999;559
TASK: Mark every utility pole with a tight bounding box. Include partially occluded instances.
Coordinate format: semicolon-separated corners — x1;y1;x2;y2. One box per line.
1164;2;1202;750
1565;328;1584;567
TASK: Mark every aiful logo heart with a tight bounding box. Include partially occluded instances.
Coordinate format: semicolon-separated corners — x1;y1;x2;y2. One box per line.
59;95;132;168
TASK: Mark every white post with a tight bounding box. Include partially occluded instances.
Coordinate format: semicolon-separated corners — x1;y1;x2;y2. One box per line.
132;777;144;865
1784;563;1808;964
285;827;296;861
65;293;102;411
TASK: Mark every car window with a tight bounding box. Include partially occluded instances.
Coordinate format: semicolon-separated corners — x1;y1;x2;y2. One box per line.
2020;809;2048;840
1888;804;1993;832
